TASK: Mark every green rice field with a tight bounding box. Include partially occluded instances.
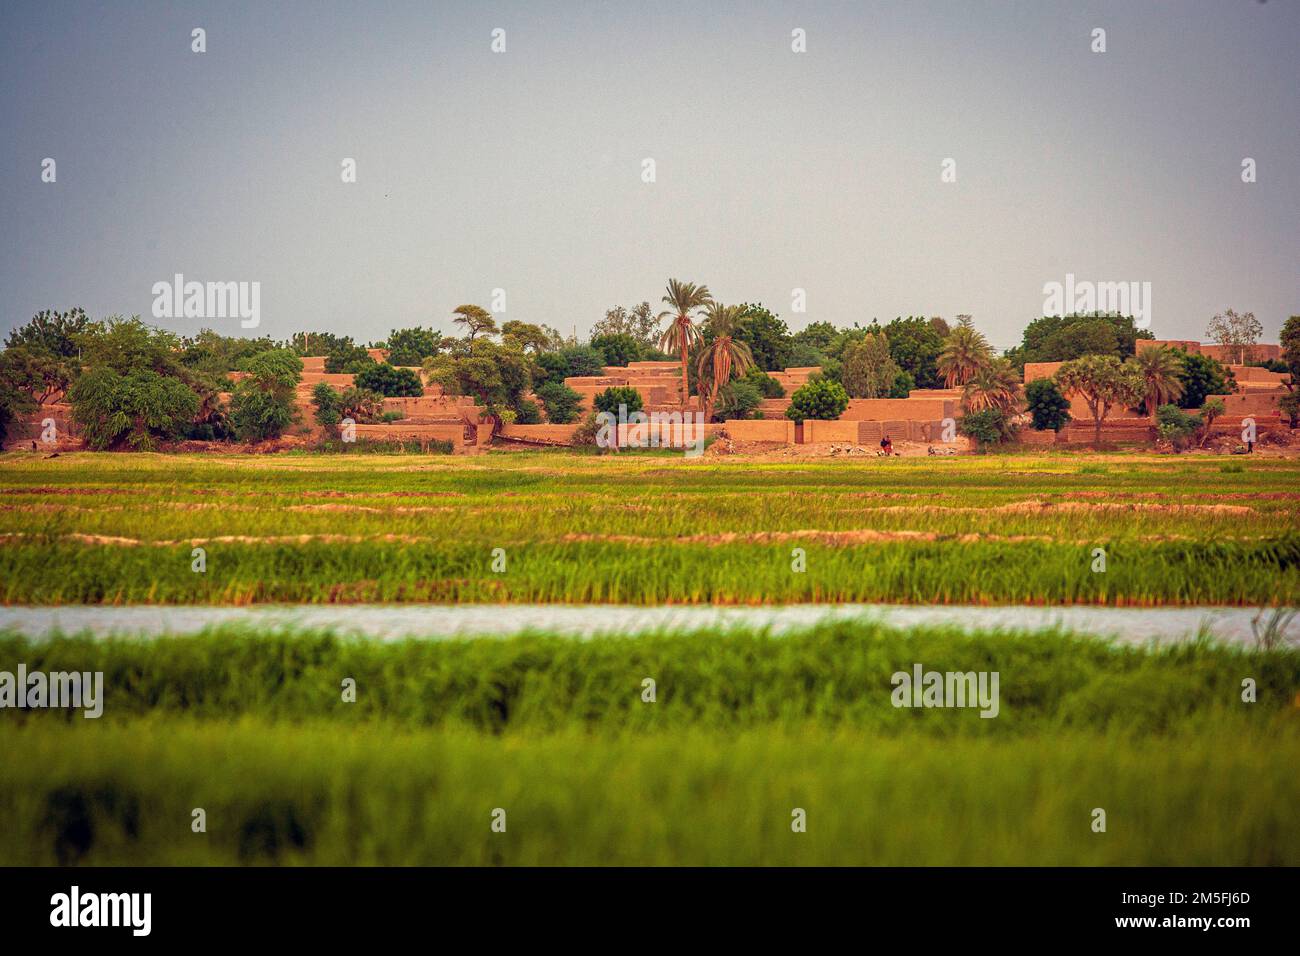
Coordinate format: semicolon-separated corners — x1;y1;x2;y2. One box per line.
1;450;1297;606
2;622;1297;865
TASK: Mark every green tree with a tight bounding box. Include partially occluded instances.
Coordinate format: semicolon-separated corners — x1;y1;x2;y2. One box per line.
883;316;945;389
591;302;660;351
1024;378;1071;431
354;363;424;397
385;327;442;366
715;377;764;420
785;378;849;423
1055;355;1144;447
961;358;1021;416
696;303;757;420
0;346;72;404
1171;349;1235;409
452;304;497;341
5;307;90;358
1155;403;1200;452
68;368;200;450
229;349;303;442
311;382;342;429
733;303;791;372
534;381;583;424
840;332;899;398
593;385;644;416
658;279;712;407
937;319;993;387
1133;345;1186;423
590;333;643;367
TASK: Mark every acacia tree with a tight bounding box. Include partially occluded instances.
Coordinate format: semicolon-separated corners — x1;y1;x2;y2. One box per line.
452;304;498;342
1206;309;1263;365
0;346;72;404
1055;355;1143;448
658;279;712;408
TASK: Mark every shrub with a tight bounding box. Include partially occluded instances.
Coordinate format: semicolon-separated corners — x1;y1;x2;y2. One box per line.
715;378;763;420
384;328;441;366
1156;403;1200;452
323;340;375;374
68;368;200;450
1172;349;1235;409
534;381;583;424
958;408;1016;448
381;410;405;423
785;378;848;423
593;386;644;417
744;368;785;398
229;349;303;442
513;399;542;425
339;387;385;424
353;363;423;398
1024;378;1071;431
311;383;342;429
889;369;916;399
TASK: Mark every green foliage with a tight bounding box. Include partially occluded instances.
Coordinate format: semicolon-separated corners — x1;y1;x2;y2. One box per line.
229;349;302;442
1155;403;1200;451
75;317;185;376
0;346;72;404
311;382;342;429
785;378;849;422
1005;313;1153;369
68;368;200;450
1171;349;1235;409
4;307;90;358
1024;378;1071;431
591;302;659;351
889;370;916;399
958;408;1016;447
593;385;644;416
513;398;542;425
534;345;606;385
180;329;276;377
534;381;583;424
715;377;763;420
841;333;899;398
384;327;442;366
353;363;423;397
733;303;791;371
323;338;375;374
590;332;643;367
882;316;945;389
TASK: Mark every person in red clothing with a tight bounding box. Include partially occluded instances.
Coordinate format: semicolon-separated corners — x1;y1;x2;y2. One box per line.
880;434;893;456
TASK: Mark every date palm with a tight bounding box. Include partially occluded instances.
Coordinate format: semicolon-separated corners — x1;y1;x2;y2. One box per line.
961;357;1021;415
1133;345;1185;423
937;320;993;388
658;279;712;407
696;303;756;421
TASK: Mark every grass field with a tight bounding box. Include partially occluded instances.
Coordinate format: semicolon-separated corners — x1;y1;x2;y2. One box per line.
1;450;1297;605
2;621;1298;865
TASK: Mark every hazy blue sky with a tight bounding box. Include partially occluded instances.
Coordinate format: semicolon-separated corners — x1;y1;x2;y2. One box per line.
2;0;1296;350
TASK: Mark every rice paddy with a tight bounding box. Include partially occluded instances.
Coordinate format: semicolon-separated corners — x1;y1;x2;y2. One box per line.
1;450;1296;606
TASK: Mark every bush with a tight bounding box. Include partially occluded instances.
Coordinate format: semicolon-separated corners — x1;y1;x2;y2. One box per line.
323;340;375;374
593;386;644;417
338;387;385;424
889;370;916;399
1156;403;1200;452
785;378;848;423
534;381;583;424
958;408;1016;448
69;368;200;450
715;378;763;420
353;363;423;398
1172;349;1235;409
744;368;785;398
513;399;542;425
229;349;303;442
384;328;441;366
381;410;406;423
311;383;342;429
1025;378;1071;431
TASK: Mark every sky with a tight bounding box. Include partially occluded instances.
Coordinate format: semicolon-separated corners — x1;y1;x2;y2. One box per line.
1;0;1297;352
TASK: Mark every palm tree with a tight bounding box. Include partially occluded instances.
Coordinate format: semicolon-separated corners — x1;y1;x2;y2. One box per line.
695;302;756;421
961;358;1021;415
658;279;712;407
938;322;993;388
1133;345;1185;423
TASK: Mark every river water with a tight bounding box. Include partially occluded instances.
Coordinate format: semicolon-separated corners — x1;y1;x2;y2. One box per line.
1;604;1295;646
